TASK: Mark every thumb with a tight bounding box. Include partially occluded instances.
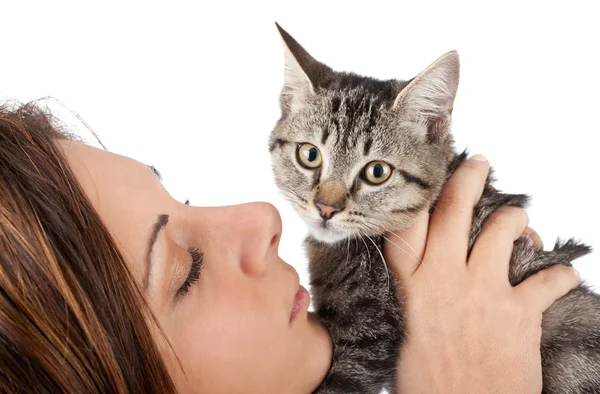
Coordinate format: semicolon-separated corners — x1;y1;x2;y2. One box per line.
384;211;429;281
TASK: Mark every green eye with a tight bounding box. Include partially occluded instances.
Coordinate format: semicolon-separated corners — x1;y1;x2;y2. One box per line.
363;161;391;185
297;143;322;169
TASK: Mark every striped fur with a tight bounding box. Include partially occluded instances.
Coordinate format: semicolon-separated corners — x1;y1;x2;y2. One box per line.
269;24;598;393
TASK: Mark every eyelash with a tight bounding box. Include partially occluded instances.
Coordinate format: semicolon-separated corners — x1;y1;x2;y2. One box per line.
176;247;203;298
149;164;162;180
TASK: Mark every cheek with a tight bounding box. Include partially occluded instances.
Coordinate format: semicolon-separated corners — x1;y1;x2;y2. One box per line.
169;280;294;392
276;152;314;188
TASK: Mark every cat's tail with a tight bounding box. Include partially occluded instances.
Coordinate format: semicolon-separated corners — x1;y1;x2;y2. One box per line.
548;238;592;267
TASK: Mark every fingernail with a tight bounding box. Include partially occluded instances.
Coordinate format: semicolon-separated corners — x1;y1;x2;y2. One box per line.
521;230;534;247
521;227;539;249
574;268;581;281
469;154;488;162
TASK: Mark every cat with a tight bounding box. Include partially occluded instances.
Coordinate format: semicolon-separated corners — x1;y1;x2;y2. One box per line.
268;23;600;394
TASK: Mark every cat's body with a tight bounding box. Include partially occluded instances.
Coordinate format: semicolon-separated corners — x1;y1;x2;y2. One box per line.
269;24;599;393
308;159;599;393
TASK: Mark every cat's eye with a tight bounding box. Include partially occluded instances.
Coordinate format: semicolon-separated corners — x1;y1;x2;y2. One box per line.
297;143;322;169
362;161;392;185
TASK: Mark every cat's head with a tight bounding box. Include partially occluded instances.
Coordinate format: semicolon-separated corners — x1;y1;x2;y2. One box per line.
269;24;459;244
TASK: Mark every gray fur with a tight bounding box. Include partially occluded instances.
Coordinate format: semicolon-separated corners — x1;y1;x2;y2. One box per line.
269;23;599;393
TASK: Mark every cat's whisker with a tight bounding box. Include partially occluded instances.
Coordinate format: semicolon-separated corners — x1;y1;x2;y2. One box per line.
395;226;427;246
385;231;427;272
358;217;383;233
411;194;446;219
359;218;426;272
361;213;428;246
280;185;308;203
346;237;351;267
380;234;423;269
280;192;310;212
284;199;306;211
354;230;420;354
357;231;372;272
363;232;391;295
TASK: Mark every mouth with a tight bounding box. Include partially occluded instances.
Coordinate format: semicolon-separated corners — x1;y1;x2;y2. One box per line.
290;275;311;323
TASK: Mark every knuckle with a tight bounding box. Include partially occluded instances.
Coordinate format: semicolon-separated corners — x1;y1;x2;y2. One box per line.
551;265;579;285
485;206;526;231
437;184;468;210
537;269;552;285
482;211;505;230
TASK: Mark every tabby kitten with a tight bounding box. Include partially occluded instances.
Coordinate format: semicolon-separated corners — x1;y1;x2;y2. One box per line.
269;24;600;394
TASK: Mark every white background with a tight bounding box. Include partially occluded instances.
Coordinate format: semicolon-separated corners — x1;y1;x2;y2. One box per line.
2;1;598;296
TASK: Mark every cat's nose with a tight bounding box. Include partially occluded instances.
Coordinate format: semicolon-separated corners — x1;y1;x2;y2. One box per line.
314;200;344;220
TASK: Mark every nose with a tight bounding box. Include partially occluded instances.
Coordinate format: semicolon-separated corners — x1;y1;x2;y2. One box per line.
314;199;344;220
206;202;282;278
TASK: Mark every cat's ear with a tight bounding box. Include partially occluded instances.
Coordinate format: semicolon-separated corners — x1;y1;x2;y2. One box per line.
393;51;460;142
275;23;332;115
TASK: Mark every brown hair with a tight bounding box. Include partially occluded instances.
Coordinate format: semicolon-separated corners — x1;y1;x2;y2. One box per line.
0;103;176;393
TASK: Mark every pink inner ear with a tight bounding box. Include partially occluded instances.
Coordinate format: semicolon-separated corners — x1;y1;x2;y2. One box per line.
280;93;293;107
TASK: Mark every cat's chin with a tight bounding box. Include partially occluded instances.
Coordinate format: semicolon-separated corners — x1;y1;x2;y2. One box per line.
307;223;348;244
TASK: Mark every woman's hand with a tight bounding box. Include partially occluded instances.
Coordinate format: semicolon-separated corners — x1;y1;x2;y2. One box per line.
384;155;580;394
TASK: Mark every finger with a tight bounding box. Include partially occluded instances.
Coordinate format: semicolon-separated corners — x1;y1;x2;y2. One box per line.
468;206;529;282
515;265;580;312
522;227;544;250
384;210;429;280
424;155;490;270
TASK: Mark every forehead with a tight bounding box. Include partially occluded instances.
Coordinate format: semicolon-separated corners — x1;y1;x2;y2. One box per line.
58;141;157;206
289;93;412;162
57;140;162;286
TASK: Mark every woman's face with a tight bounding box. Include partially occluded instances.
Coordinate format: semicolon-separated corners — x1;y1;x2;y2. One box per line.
59;140;332;393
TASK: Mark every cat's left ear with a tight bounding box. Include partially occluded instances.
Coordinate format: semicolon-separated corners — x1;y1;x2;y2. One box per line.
275;23;332;116
393;51;460;142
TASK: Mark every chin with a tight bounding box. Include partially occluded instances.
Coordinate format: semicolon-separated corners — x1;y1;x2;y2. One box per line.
306;222;349;244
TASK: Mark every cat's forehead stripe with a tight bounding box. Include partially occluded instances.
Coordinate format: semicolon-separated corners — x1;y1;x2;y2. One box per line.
363;137;373;156
325;91;384;153
311;167;321;190
331;96;341;113
321;127;330;145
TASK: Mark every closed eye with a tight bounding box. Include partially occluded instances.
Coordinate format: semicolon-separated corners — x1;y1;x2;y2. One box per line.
176;246;203;298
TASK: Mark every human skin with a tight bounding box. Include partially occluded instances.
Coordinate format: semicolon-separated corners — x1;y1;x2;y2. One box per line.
59;140;578;393
59;140;333;394
385;155;581;393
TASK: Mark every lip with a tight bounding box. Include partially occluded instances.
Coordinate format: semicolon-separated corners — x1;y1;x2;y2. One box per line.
290;275;311;323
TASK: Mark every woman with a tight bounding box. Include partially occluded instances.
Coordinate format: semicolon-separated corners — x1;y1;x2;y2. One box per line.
0;102;579;393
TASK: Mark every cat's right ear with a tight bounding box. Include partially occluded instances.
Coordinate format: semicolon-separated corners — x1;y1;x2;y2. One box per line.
275;23;331;116
392;51;460;142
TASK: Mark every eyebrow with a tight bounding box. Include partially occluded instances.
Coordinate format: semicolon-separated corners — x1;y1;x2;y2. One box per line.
144;214;169;291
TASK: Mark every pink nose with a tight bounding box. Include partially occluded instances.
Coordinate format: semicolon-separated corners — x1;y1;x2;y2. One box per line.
314;200;343;220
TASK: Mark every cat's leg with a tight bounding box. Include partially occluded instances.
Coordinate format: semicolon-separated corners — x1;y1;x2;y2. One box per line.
540;288;600;393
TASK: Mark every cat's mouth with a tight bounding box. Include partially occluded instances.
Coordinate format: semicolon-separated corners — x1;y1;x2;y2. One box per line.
295;204;386;244
308;222;347;243
298;214;353;244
